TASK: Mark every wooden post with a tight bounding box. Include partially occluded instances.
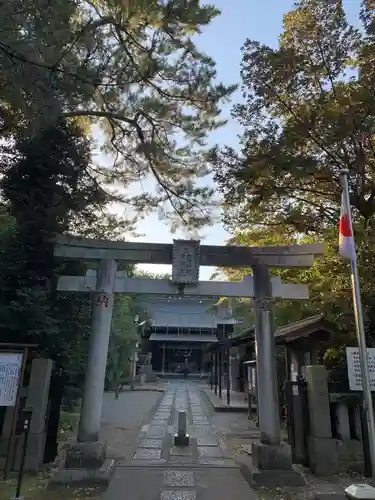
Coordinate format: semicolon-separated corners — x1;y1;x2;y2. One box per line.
130;346;137;390
226;345;231;406
219;347;222;399
210;352;213;389
161;343;166;376
214;350;218;395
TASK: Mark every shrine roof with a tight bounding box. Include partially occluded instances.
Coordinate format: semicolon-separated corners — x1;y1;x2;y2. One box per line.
275;314;337;343
140;296;241;329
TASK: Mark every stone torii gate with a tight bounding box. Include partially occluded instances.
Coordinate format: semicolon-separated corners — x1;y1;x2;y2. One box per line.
53;236;323;485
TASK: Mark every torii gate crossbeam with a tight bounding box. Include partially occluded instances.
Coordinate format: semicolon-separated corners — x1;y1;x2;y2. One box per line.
58;272;309;299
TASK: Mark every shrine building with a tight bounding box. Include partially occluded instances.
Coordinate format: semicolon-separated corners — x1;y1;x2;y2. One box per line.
140;296;241;375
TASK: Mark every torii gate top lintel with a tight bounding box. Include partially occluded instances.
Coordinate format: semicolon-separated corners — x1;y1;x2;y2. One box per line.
54;235;324;269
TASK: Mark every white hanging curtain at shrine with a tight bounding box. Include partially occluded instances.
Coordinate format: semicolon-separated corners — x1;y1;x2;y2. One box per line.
149;333;218;343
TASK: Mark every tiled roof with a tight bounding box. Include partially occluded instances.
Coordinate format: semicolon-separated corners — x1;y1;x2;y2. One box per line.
208;314;336;349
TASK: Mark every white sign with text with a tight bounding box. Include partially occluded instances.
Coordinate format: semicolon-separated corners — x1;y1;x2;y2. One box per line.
346;347;375;391
0;352;23;406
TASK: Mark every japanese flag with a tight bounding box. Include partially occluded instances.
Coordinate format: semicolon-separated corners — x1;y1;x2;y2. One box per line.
339;194;356;261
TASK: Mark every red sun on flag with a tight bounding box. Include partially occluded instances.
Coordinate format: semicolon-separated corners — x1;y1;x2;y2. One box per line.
339;214;352;238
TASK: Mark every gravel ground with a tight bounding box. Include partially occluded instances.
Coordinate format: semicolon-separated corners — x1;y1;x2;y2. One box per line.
225;437;369;500
209;409;369;500
100;390;164;462
224;438;369;500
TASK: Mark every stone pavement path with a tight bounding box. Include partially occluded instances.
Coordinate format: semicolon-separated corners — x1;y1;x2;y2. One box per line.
102;381;257;500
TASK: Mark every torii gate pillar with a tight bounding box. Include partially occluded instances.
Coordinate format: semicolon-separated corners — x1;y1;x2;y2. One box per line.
251;265;304;484
253;265;280;445
64;259;117;471
78;259;117;442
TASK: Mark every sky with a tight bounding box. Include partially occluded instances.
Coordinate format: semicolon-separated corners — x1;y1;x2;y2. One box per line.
119;0;361;280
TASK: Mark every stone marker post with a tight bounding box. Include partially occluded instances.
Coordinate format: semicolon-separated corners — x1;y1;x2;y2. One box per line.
25;358;53;471
174;410;189;446
306;365;338;475
178;411;187;435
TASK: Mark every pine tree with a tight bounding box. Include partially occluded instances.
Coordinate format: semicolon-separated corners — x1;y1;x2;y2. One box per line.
1;0;236;229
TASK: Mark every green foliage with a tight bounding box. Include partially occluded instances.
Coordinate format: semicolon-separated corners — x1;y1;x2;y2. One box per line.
0;0;237;400
134;270;171;280
2;119;106;239
106;295;139;391
112;296;139;342
0;121;111;395
1;0;235;230
218;222;375;345
212;0;375;369
0;120;102;343
213;0;375;234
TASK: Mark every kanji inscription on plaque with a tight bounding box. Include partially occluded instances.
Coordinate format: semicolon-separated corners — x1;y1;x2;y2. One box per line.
172;240;200;284
346;347;375;391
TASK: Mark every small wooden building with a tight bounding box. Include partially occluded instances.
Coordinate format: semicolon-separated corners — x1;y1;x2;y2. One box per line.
276;314;336;381
207;314;338;398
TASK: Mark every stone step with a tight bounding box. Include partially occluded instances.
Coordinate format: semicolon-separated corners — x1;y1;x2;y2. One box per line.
102;467;259;500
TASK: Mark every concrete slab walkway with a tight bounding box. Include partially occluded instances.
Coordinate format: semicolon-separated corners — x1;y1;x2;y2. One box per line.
102;381;258;500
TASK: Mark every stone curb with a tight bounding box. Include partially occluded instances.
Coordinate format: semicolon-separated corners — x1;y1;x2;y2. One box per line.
109;387;165;393
313;494;346;500
122;388;165;392
201;389;248;413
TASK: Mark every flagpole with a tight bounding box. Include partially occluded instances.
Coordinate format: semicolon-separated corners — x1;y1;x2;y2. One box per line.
340;169;375;481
